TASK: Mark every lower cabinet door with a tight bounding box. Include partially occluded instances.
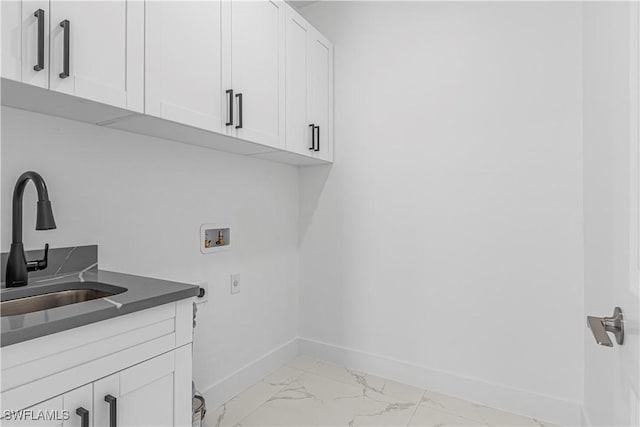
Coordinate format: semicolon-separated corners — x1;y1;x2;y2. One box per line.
93;347;191;427
62;384;92;427
2;395;64;427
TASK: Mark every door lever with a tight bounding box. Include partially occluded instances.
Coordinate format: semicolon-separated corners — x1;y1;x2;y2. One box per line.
587;307;624;347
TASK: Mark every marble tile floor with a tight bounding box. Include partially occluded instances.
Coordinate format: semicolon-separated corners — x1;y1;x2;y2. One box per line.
205;356;556;427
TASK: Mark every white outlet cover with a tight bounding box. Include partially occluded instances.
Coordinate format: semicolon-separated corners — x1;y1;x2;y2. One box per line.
231;274;241;294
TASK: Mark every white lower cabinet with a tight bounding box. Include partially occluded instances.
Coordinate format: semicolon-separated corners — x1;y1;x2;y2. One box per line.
2;396;64;427
1;300;194;427
62;384;92;427
93;348;189;427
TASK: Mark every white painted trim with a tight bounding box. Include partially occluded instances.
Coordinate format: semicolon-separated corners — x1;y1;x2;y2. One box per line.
298;337;581;427
200;338;299;411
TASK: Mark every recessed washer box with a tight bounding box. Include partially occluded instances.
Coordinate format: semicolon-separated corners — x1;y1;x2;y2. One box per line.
200;224;231;254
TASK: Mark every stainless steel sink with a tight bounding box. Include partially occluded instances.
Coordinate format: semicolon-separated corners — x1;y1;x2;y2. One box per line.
0;281;127;317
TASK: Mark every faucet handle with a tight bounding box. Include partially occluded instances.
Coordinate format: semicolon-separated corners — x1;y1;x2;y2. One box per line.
26;243;49;272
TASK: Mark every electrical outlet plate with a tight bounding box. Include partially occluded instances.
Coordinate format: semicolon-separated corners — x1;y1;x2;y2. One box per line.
230;274;241;294
196;281;209;304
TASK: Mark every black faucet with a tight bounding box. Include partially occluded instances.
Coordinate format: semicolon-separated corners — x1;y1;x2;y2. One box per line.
5;171;56;288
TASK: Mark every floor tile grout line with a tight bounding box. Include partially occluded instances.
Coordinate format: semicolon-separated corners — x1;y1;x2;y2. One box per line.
406;389;426;427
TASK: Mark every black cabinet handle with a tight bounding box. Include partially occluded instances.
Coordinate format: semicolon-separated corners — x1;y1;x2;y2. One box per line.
314;125;320;152
105;395;117;427
33;9;44;71
308;124;315;150
76;407;89;427
235;93;243;129
59;19;70;79
225;89;233;126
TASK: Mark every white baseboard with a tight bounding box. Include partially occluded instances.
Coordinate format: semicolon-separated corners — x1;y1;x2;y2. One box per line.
200;338;299;411
299;337;581;427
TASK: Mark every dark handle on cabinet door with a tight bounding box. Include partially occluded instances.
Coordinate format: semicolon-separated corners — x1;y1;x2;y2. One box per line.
105;395;117;427
309;124;315;150
235;93;243;129
225;89;233;126
76;407;89;427
33;9;45;71
314;125;320;152
59;19;70;78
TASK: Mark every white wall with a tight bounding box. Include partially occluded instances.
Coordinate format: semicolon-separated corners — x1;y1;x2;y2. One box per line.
0;106;299;405
582;2;633;426
299;2;584;424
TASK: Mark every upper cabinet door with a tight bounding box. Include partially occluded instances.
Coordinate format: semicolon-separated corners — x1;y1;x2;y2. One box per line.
225;0;285;149
283;6;333;161
22;0;50;88
145;1;224;132
49;0;143;112
285;6;313;156
308;30;333;162
1;0;50;88
2;0;23;81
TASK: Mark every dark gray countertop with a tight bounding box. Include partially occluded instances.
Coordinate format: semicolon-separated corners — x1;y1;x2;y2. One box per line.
1;269;199;347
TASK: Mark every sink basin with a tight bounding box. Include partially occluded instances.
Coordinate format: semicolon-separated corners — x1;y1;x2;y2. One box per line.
0;281;127;317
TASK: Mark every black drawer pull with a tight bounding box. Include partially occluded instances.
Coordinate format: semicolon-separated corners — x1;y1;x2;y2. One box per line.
105;395;117;427
225;89;233;126
33;9;45;71
76;407;89;427
59;19;70;79
235;93;243;129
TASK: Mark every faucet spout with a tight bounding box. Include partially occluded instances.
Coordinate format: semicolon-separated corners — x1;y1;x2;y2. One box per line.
6;171;56;288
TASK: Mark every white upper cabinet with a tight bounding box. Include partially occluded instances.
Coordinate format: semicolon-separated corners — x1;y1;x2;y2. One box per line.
285;7;312;155
1;0;332;165
284;5;333;161
2;0;50;88
2;1;22;81
48;0;143;111
308;31;333;161
1;395;63;427
224;0;286;149
145;1;224;132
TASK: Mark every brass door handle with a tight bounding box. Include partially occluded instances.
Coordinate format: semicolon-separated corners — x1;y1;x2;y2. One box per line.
587;307;624;347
